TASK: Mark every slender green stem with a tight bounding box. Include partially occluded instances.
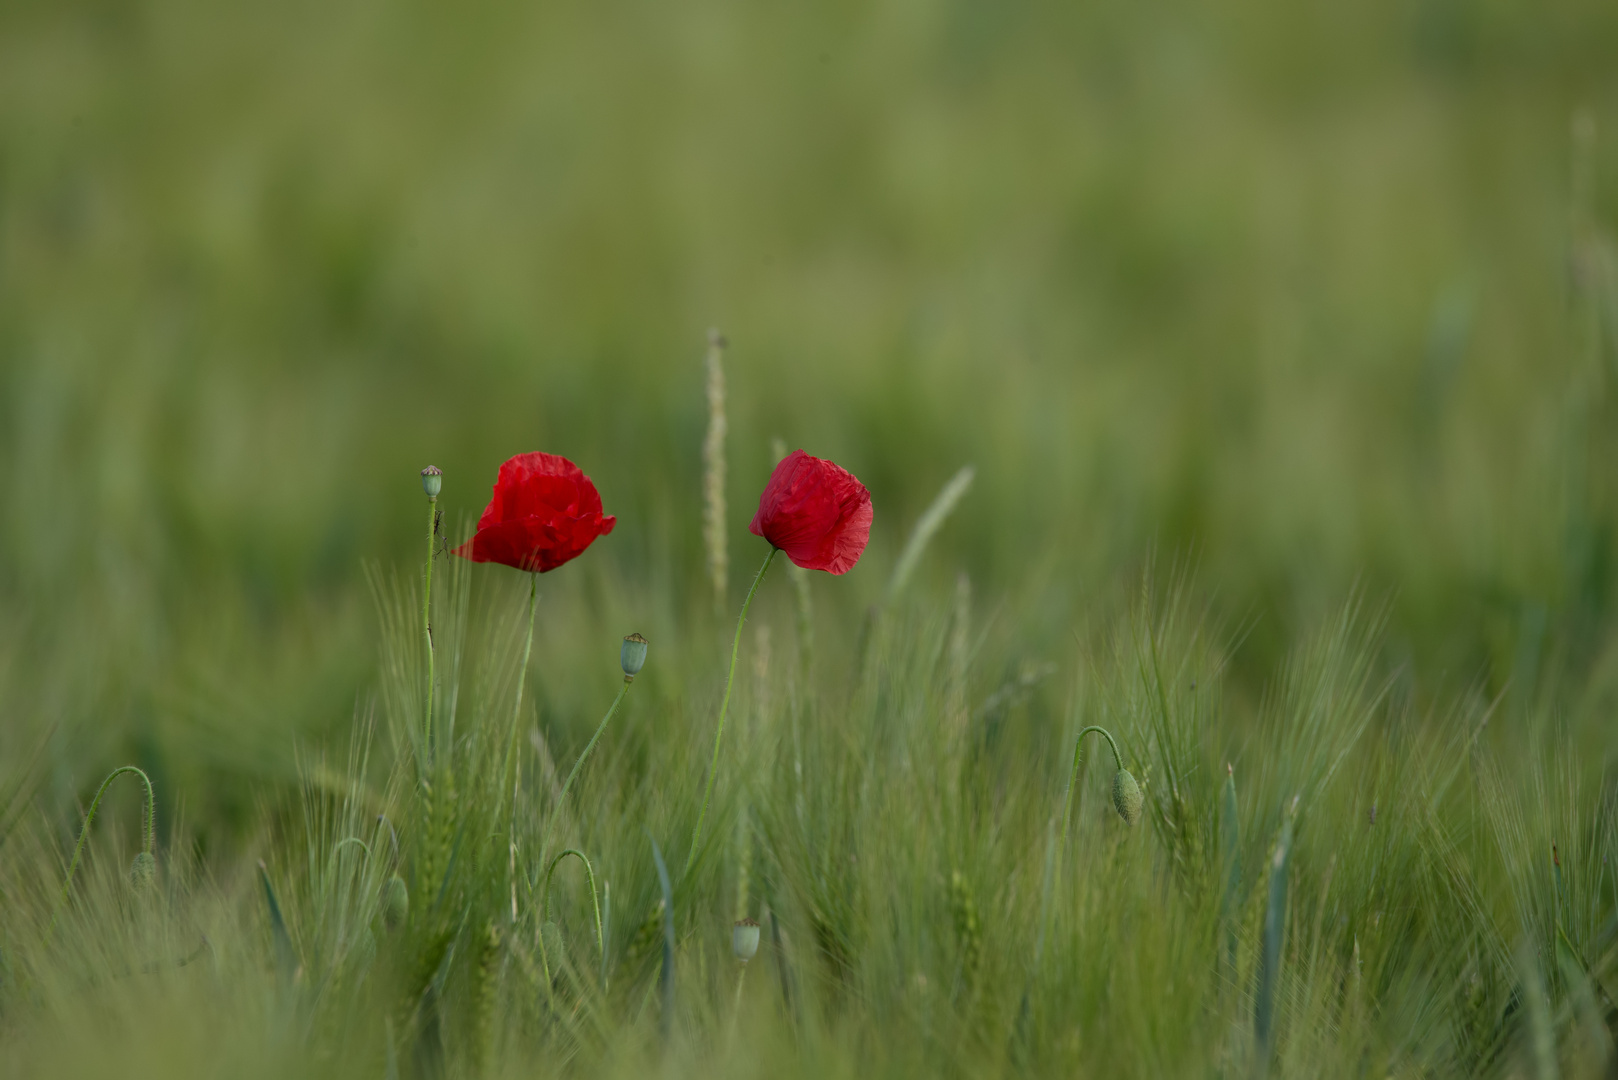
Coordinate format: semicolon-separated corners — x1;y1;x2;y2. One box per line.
505;574;538;917
540;849;605;965
47;765;156;943
423;496;438;766
1059;725;1123;849
539;680;631;870
507;574;539;787
687;546;778;875
728;964;749;1047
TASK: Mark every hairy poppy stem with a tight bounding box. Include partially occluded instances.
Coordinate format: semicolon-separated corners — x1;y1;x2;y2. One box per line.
422;494;438;765
538;679;631;874
504;573;538;912
1059;725;1124;849
688;546;778;875
47;765;156;944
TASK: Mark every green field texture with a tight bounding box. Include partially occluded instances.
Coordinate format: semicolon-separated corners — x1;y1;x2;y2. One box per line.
4;0;1618;1075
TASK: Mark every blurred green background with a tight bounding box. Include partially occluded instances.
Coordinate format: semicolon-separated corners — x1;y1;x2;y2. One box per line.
3;0;1618;833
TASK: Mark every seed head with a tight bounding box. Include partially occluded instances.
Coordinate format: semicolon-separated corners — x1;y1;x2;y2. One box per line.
621;633;649;680
130;851;156;890
421;466;443;500
382;874;409;932
733;918;761;963
1112;768;1143;826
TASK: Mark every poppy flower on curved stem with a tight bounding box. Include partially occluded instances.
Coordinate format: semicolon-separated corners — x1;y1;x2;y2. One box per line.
686;450;872;873
749;450;873;575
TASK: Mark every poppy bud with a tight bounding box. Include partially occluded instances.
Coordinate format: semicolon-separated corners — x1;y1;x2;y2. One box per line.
130;851;156;889
421;466;443;500
1112;768;1143;826
732;918;761;963
621;633;649;680
382;874;409;931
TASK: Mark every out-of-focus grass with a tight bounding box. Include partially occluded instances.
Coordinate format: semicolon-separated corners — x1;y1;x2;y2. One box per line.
4;0;1618;1075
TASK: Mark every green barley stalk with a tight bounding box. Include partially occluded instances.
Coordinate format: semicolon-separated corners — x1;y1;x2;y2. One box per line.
1254;797;1297;1075
1220;763;1241;980
949;869;983;997
471;920;501;1071
704;328;728;614
649;834;677;1042
420;467;441;767
886;465;975;604
947;572;971;743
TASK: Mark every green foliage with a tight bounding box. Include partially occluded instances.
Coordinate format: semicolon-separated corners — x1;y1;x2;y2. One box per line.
3;0;1618;1075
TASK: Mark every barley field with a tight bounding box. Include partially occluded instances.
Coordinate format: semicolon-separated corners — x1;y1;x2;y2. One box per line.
3;0;1618;1076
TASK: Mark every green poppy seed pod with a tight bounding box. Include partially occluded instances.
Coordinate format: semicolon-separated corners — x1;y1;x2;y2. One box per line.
421;466;442;500
733;918;761;963
621;633;648;681
130;851;156;889
382;874;409;932
1112;768;1143;826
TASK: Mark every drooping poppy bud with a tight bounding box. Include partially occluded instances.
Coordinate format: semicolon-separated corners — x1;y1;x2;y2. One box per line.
421;465;443;500
749;450;872;575
732;918;761;963
382;874;409;931
1112;769;1143;826
454;453;616;573
621;633;649;680
130;851;156;889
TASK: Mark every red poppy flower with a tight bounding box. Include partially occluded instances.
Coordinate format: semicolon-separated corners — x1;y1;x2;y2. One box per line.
454;452;616;572
749;450;872;574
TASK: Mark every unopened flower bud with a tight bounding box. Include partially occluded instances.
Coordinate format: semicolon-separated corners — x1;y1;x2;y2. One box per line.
732;918;761;963
130;851;156;889
1112;768;1143;826
382;874;409;931
421;466;443;500
621;633;648;680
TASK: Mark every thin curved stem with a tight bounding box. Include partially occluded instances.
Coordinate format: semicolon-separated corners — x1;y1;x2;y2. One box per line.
1059;725;1123;849
328;837;372;878
538;680;631;871
687;546;778;875
423;496;438;767
540;848;605;965
47;765;156;942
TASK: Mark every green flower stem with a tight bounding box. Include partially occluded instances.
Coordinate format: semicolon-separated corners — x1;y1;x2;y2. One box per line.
687;546;778;875
538;679;631;871
422;495;438;766
47;765;156;942
540;848;605;966
1059;725;1123;849
504;574;539;916
507;574;539;782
